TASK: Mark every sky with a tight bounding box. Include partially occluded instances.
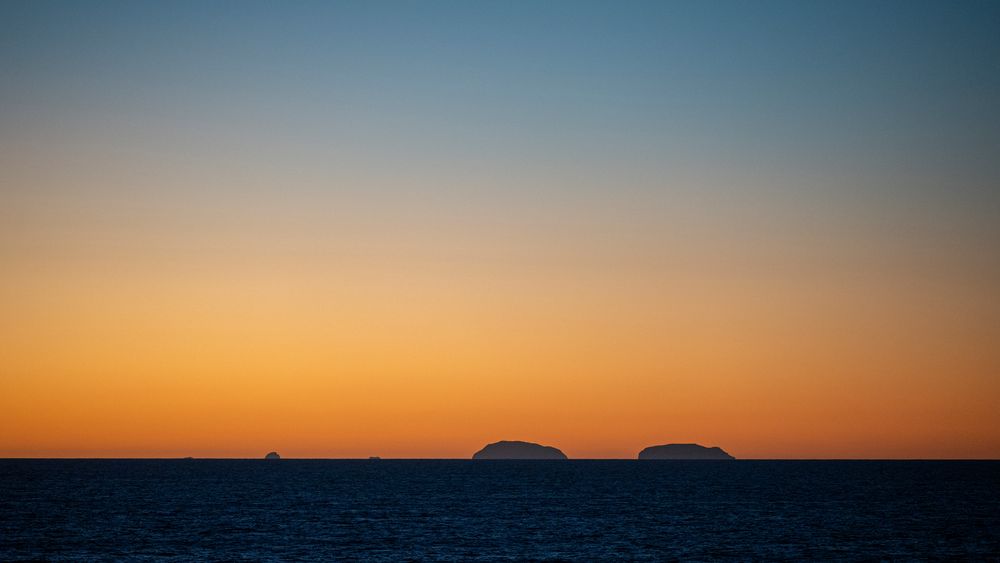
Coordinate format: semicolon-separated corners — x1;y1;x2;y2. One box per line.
1;1;998;459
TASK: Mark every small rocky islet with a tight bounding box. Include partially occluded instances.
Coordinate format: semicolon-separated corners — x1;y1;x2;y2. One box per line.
472;440;568;460
637;443;734;460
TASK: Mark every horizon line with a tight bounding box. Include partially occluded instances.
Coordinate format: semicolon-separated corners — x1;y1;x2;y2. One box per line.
2;457;998;461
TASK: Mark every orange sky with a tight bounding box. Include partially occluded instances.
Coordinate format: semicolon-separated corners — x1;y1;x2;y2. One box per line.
2;178;997;458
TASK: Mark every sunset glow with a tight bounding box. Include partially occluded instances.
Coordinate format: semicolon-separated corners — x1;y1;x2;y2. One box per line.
2;1;998;459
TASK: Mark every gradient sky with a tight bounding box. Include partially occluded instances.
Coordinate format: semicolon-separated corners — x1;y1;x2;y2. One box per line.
2;1;999;458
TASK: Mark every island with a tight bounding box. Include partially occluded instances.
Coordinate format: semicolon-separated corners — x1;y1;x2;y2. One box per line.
264;451;281;460
637;443;734;460
472;440;568;460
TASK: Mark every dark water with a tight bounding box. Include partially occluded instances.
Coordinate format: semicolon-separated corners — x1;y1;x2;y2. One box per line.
2;460;998;560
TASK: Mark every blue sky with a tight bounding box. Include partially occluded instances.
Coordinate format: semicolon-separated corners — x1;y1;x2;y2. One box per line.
4;1;998;201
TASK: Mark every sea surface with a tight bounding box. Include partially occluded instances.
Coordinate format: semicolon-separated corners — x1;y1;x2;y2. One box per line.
1;460;998;560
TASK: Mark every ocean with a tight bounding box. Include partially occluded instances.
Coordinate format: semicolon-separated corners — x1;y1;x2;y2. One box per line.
1;460;998;560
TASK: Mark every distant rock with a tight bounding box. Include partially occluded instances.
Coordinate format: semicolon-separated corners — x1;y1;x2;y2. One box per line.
472;440;568;460
638;443;734;460
264;451;281;460
369;456;381;461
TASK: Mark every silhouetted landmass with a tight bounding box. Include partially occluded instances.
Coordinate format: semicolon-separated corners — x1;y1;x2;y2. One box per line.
472;440;567;460
638;443;734;460
369;456;381;461
264;451;281;460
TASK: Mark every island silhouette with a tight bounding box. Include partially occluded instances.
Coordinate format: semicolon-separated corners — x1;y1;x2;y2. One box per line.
638;443;734;460
251;443;734;460
472;440;568;460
